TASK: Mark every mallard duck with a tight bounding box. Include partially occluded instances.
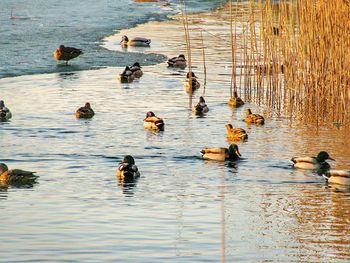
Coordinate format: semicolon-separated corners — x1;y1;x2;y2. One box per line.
245;108;265;125
322;170;350;186
118;66;135;83
0;100;12;121
53;45;83;65
143;111;164;131
75;102;95;119
225;123;248;141
167;54;187;68
192;96;209;114
184;71;200;93
201;143;241;161
0;163;38;186
291;151;334;170
120;35;151;47
228;91;244;107
116;155;140;179
130;62;143;78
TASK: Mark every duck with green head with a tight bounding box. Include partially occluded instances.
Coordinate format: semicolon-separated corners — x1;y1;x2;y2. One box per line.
167;54;187;68
0;163;38;186
201;143;241;161
291;151;334;170
143;111;164;131
184;72;200;93
192;96;209;114
116;155;140;179
120;35;151;47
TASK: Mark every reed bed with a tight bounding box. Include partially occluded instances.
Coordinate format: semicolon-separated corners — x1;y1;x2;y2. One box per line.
177;0;349;127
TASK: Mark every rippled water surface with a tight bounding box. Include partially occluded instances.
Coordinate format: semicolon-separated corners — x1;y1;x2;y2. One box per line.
1;1;350;262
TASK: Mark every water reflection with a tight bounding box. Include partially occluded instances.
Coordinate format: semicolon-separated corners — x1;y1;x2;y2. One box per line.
116;174;139;197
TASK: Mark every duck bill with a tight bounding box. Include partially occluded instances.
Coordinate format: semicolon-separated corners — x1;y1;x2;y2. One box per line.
235;149;241;157
328;157;335;161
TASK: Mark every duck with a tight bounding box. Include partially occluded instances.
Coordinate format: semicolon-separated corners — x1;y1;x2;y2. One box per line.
225;123;248;141
116;155;140;179
0;163;38;186
0;100;12;121
75;102;95;119
228;91;244;107
245;108;265;125
118;66;135;83
167;54;187;68
130;62;143;78
184;71;200;93
192;96;209;114
120;35;151;47
201;143;241;161
322;170;350;186
53;45;83;65
291;151;335;170
143;111;164;131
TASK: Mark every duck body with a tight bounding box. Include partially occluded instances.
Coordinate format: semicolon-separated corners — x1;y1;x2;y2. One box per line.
323;170;350;185
225;124;248;141
118;66;135;83
167;54;187;68
54;45;82;64
121;35;151;47
0;163;38;186
143;111;164;131
76;102;95;119
0;100;12;121
245;108;265;125
291;151;334;170
201;143;241;161
116;155;140;179
130;62;143;78
192;96;209;114
228;91;244;107
184;72;200;93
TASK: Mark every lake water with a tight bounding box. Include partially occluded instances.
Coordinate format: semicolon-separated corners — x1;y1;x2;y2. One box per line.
1;1;349;262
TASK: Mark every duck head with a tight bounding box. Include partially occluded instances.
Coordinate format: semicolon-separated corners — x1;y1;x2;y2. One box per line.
316;151;335;162
0;100;4;109
122;155;135;165
146;111;155;117
0;163;8;174
199;96;205;103
121;35;129;43
133;62;141;68
186;71;196;79
245;108;253;115
59;45;65;50
233;91;239;98
228;144;241;158
85;102;91;108
179;54;186;59
225;123;233;130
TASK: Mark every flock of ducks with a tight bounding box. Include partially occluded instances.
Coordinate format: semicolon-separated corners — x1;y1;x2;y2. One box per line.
1;35;349;188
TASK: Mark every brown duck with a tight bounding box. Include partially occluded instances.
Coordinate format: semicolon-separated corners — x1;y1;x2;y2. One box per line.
54;45;83;65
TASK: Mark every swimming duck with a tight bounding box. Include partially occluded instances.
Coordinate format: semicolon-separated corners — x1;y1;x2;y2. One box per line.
192;96;209;114
130;62;143;78
245;108;265;125
228;91;244;107
167;54;187;68
75;102;95;119
225;123;248;141
53;45;83;65
291;151;334;170
184;71;200;93
0;100;12;121
322;170;350;186
116;155;140;179
201;143;241;161
118;66;135;83
143;111;164;131
120;35;151;47
0;163;38;186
